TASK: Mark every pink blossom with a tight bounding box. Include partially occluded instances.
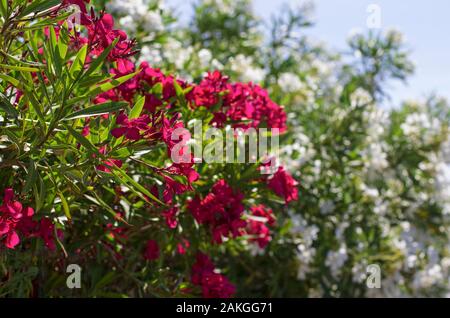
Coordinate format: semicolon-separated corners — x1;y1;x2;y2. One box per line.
267;166;298;203
143;239;160;261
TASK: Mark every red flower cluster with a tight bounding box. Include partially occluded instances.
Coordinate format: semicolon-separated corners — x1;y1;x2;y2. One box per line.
246;205;276;249
191;253;235;298
177;238;190;255
86;13;136;62
0;189;61;250
161;206;179;229
187;178;294;247
191;71;287;132
143;239;160;261
267;166;298;203
188;179;246;244
192;70;229;108
111;113;152;140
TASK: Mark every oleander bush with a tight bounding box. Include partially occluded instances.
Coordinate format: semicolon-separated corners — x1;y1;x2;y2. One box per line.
1;0;450;297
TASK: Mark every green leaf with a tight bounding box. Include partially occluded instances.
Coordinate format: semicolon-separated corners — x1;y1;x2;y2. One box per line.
64;124;100;155
0;92;19;118
65;71;139;107
57;23;69;62
59;192;71;220
33;174;46;212
129;95;145;119
48;26;62;75
84;38;119;78
110;166;164;205
19;0;60;17
78;74;110;88
0;74;20;87
21;85;46;126
151;82;163;95
63;101;128;120
173;80;184;98
95;72;139;94
22;160;37;194
69;44;87;79
0;64;39;72
0;0;8;18
84;193;129;225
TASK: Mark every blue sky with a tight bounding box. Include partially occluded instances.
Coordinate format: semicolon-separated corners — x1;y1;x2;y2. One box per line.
166;0;450;107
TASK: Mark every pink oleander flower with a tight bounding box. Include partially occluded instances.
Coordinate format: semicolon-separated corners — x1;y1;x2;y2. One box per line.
0;188;28;249
190;71;287;132
0;189;61;250
162;175;190;204
111;113;151;140
192;70;230;108
162;207;179;229
267;166;299;203
177;239;190;255
191;253;235;298
38;218;63;251
143;239;160;261
87;13;136;61
188;180;246;244
245;205;275;249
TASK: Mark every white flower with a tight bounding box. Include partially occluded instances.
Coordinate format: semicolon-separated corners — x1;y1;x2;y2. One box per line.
198;48;212;68
107;0;148;20
400;112;441;145
289;212;319;280
228;54;265;83
352;261;368;283
325;244;348;277
138;45;163;65
361;142;389;171
211;58;224;70
319;200;335;215
164;39;193;69
118;15;137;34
384;28;405;45
142;11;164;33
350;88;372;107
278;72;303;93
347;27;364;42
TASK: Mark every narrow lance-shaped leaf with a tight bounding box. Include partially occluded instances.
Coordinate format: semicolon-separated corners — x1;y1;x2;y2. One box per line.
84;193;130;225
83;37;119;78
129;95;145;119
0;0;8;18
110;165;164;205
0;92;19;118
19;0;61;18
0;74;21;87
22;160;37;194
65;71;139;107
58;192;71;220
64;124;100;155
68;44;88;79
63;101;128;120
0;64;40;72
48;26;62;76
